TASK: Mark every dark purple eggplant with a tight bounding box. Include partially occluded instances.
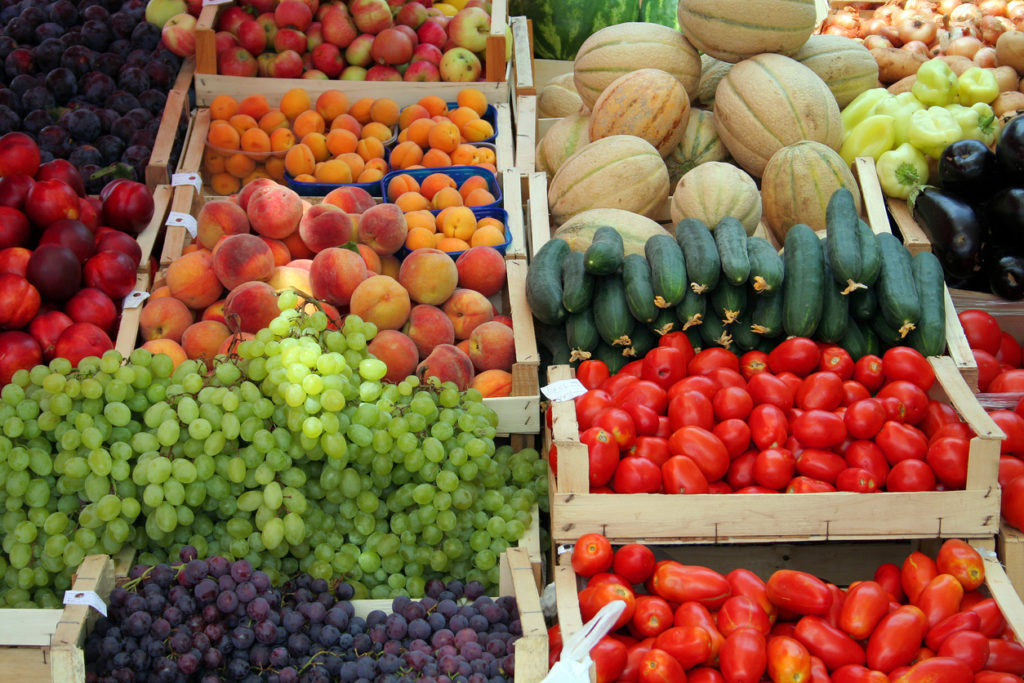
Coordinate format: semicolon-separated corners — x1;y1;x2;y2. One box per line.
984;187;1024;251
982;243;1024;300
996;113;1024;185
937;138;1001;201
907;185;984;282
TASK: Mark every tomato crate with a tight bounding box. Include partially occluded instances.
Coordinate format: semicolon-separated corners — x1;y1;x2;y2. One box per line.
542;354;1003;546
144;57;197;192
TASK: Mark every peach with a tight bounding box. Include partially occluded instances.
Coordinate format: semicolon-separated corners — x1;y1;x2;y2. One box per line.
260;237;291;267
456;338;471;356
441;287;493;340
357;243;382;274
467;320;515;372
246;184;303;239
166;250;222;310
454;245;505;298
380;254;400;279
150;286;172;300
141;338;188;370
322;185;375;213
349;274;411;330
397;247;457;305
367;329;419;383
357;203;408;256
180;320;231;370
267;265;313;296
139;296;194;343
298;203;355;253
196;199;250;250
493;314;512;329
416;343;474;390
235;177;279;211
212;233;276;290
287;259;313;271
309;246;368;307
223;280;280;334
403;303;454;359
202;299;227;324
471;368;512;397
217;331;254;356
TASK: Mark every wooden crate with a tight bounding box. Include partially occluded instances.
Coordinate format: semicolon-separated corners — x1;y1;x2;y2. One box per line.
543;355;1003;546
144;57;196;192
998;523;1024;603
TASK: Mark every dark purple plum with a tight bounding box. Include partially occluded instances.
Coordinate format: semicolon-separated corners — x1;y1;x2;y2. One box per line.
37;124;70;157
64;107;101;142
129;21;160;51
60;45;95;78
109;11;135;39
79;3;107;21
81;72;115;105
117;66;149;95
0;6;18;24
0;106;20;135
22;109;52;136
143;61;173;89
80;19;112;52
32;37;63;72
35;21;62;41
19;5;46;27
94;134;124;164
0;35;17;61
0;89;18;112
4;48;34;79
44;67;76;104
124;107;151;127
95;107;117;133
137;89;165;116
58;30;82;49
152;48;181;71
93;52;124;79
124;48;149;68
38;149;54;164
46;0;77;27
107;38;131;57
142;118;160;137
109;115;136;142
79;164;103;194
5;17;35;43
69;145;102;168
9;74;38;97
23;85;55;112
104;90;139;115
122;144;148;180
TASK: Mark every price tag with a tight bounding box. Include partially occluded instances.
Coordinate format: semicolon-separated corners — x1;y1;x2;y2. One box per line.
541;378;587;402
556;544;573;556
63;590;107;617
166;211;198;239
123;291;150;309
202;0;232;5
171;172;203;194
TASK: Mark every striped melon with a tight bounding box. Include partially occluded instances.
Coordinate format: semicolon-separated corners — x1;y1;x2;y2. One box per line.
697;55;733;106
573;22;701;110
538;72;584;119
548;135;670;226
793;35;880;108
536;112;591;178
713;53;842;178
639;0;681;30
588;68;691;157
665;109;729;185
670;162;762;235
761;140;862;242
553;208;672;255
677;0;818;63
508;0;640;61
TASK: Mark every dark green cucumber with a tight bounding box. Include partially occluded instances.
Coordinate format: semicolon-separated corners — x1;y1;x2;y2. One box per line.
566;308;600;363
817;238;849;344
837;317;869;360
747;235;785;294
730;307;760;351
751;292;784;338
908;251;947;357
645;234;686;308
560;250;593;313
825;187;864;294
871;314;905;349
625;324;657;359
699;311;733;350
684;328;704;353
849;287;877;323
714;217;751;286
863;324;882;357
709;280;746;326
591;340;629;374
857;219;882;286
525;237;570;325
533;318;571;366
676;218;720;294
650;307;677;336
593;275;634;347
782;223;825;338
875;232;921;338
676;288;706;330
584;225;624;275
622;253;659;324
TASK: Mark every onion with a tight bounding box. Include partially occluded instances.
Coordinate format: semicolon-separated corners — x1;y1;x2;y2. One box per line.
899;14;939;43
902;39;932;57
864;34;896;49
1010;2;1024;21
950;21;984;40
981;14;1014;43
974;45;999;65
862;18;903;44
980;0;1009;16
874;3;902;24
905;0;939;12
939;0;963;14
1009;0;1024;12
825;23;860;37
951;3;985;23
947;34;985;56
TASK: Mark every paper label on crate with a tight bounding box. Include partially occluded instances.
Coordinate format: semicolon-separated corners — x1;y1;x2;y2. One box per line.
541;379;587;402
171;172;203;194
63;589;107;616
202;0;231;5
166;211;198;239
123;290;150;309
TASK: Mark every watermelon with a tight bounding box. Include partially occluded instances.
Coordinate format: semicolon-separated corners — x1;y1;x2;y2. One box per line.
509;0;640;61
638;0;680;31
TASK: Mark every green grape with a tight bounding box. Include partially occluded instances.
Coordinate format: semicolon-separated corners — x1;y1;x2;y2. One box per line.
262;517;284;550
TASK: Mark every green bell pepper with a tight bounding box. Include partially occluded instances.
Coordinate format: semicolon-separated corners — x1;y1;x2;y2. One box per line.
946;102;999;146
911;59;959;107
841;88;890;138
874;92;926;146
907;106;963;159
875;143;930;200
840;114;897;165
956;66;1000;106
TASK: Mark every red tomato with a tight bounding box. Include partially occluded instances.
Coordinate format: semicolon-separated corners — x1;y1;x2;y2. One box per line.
778;371;805;398
836;467;881;493
926;611;982;651
663;455;710;495
642;346;691;390
820;345;856;379
748;372;797;409
670;375;720;401
842;380;872;406
728;451;758;490
997;331;1022;368
577;360;611;391
659;330;696;355
709;481;734;493
877;381;931;425
1000;456;1024;487
787;476;836;493
594;407;638;451
688;347;741;375
792;410;848;449
809;656;832;683
655;625;714;670
572;532;613;577
614;543;657;586
617;379;669;416
876;421;929;465
845;440;891;482
620;638;656;683
668;426;730;482
690;666;727;683
976;350;1004;393
631;436;672;467
614;456;663;493
840;581;892;641
986;640;1024;676
886;459;937;492
548;623;564;668
673;601;725;665
588;572;634;590
892;656;974;683
668;390;716;432
602;373;640;398
638;646;687;683
581;427;620;488
968;599;1008;639
768;338;822;377
854;355;886;393
958;310;1002;355
727;568;777;623
992;411;1024;455
991;370;1024;393
883;347;937;392
622;360;644;377
720;628;768;683
718;595;773;637
623;402;663;438
714;418;753;459
927;437;970;489
705;367;748;391
936;539;985;592
632;594;676;638
834;664;890;683
576;390;614;432
741;350;771;379
795;448;847;484
874;563;906;603
915;573;965;629
845;399;888;439
939;631;991;672
1003;476;1024;531
766;570;833;616
797;372;846;411
768;635;813;683
866;604;929;672
973;671;1024;683
750;404;791;450
714;386;754;421
921;401;961;439
754;447;796;490
656;416;672;439
592;635;630;683
930;423;975;444
902;552;939;605
579;581;636;630
652;563;731;610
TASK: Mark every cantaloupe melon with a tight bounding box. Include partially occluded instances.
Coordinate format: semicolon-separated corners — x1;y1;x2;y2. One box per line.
573;22;701;110
588;68;691;157
665;109;729;185
677;0;817;63
697;55;733;107
713;53;842;178
553;208;672;255
536;112;591;178
793;35;880;108
547;135;670;226
538;72;585;118
670;162;762;235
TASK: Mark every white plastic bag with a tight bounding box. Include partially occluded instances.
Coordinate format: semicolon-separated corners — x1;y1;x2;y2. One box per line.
541;600;627;682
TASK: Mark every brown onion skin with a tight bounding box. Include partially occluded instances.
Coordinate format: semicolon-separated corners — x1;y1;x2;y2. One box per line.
974;45;999;65
980;0;1009;16
939;0;964;15
864;34;896;50
898;14;940;43
951;3;985;23
901;39;933;57
947;35;985;56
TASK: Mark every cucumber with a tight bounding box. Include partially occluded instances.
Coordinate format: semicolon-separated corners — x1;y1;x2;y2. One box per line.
699;311;734;350
837;317;869;360
863;323;882;357
566;308;600;363
875;232;921;338
650;307;677;336
747;236;785;294
730;307;761;352
591;340;630;374
676;218;720;294
645;234;686;308
782;223;825;338
584;225;624;275
625;324;657;359
750;291;784;338
525;237;570;325
593;275;634;347
908;251;947;357
533;318;571;366
871;314;905;349
560;250;593;313
623;253;659;324
817;238;849;344
857;219;882;286
849;287;877;323
685;327;704;353
825;187;864;294
676;288;706;330
710;280;746;326
714;217;751;286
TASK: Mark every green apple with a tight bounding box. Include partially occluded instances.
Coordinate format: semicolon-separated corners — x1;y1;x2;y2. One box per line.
145;0;187;29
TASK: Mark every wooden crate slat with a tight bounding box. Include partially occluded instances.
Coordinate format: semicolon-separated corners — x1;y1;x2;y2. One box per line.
495;103;516;175
515;96;537;173
511;16;535;97
503;169;527;260
0;609;62;647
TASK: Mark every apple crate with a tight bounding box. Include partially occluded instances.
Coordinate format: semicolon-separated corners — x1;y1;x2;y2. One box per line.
191;0;513;105
143;57;197;192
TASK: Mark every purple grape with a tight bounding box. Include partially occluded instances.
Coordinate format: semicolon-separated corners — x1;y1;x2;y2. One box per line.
216;590;239;614
168;631;191;654
230;560;253;583
193;578;217;604
230;625;255;650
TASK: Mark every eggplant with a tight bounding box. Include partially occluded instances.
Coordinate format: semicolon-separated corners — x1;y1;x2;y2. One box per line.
937;138;1001;201
984;187;1024;251
996;113;1024;186
907;185;984;282
982;243;1024;300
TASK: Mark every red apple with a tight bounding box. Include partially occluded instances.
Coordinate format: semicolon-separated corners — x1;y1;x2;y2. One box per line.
0;174;34;209
162;12;198;57
365;64;402;80
39;219;95;263
83;250;137;300
396;1;428;28
25;179;80;228
35;159;85;197
95;231;143;267
274;0;313;30
306;21;323;50
245;0;276;14
0;206;30;249
237;18;267;56
344;33;375;66
439;46;481;82
311;42;345;77
215;29;238;54
0;247;31;276
404;60;440;81
371;28;414;65
26;244;81;302
340;65;368;79
0;331;42;384
269;50;305;78
320;4;358;48
28;310;72;361
257;12;278;44
350;0;392;34
216;5;251;34
273;27;308;53
219;46;258;76
411;42;442;66
54;322;113;368
0;132;41;178
0;272;41;329
416;17;448;48
64;287;118;336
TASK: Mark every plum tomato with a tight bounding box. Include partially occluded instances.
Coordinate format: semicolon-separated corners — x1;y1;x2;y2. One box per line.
958;309;1002;355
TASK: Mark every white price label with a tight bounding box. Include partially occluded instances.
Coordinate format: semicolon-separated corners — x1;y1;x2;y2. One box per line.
171;172;203;194
63;590;107;616
166;211;198;239
541;379;587;402
202;0;232;5
123;290;150;309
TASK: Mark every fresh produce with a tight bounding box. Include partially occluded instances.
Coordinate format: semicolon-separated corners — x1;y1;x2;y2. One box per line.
535;111;591;178
551;208;671;257
676;0;818;63
793;35;881;108
669;161;762;235
664;109;730;185
507;0;639;61
537;72;584;119
587;68;691;158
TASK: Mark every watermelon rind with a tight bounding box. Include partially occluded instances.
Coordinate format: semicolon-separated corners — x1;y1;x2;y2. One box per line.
508;0;640;61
